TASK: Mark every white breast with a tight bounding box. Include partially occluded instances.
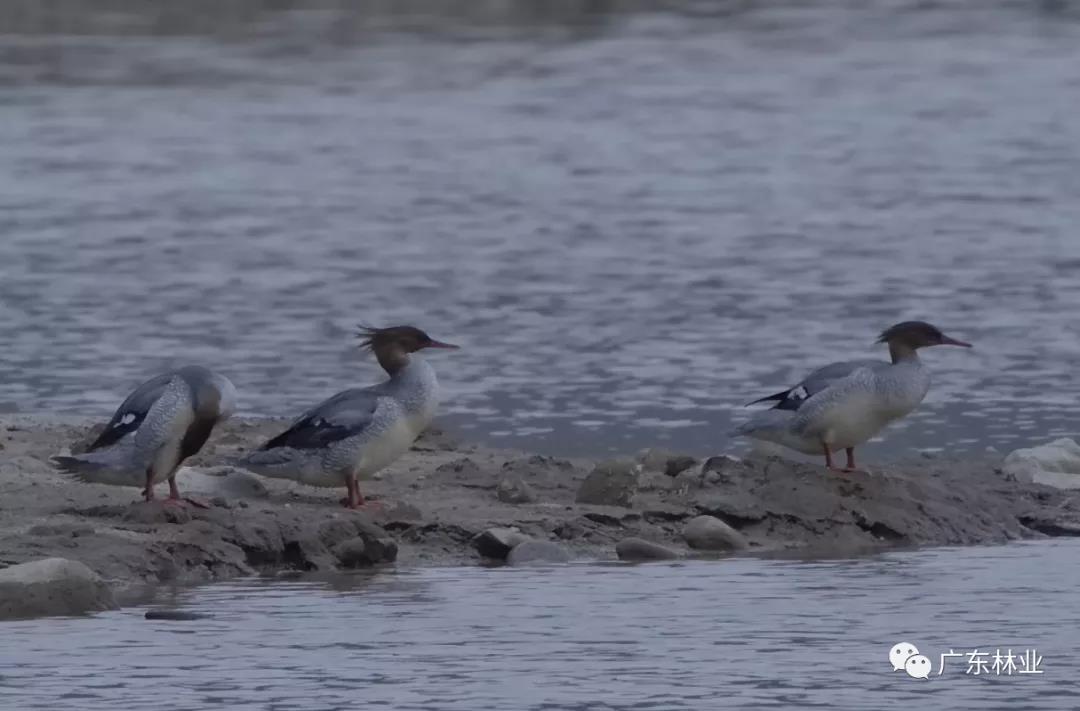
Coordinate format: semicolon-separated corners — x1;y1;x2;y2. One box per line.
797;363;930;450
354;415;420;480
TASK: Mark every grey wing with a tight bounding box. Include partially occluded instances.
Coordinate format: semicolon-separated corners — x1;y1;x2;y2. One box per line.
749;359;884;412
132;375;194;464
790;364;880;434
87;371;177;451
260;386;383;451
798;359;885;398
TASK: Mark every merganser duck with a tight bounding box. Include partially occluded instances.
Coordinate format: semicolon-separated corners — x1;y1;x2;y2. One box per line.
734;321;971;471
52;366;237;504
239;325;458;509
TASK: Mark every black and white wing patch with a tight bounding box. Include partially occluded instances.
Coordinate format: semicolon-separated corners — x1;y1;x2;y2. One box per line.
774;384;810;411
87;371;176;451
261;387;381;451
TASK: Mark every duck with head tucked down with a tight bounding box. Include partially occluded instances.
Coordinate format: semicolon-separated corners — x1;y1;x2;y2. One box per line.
734;320;972;472
52;365;237;506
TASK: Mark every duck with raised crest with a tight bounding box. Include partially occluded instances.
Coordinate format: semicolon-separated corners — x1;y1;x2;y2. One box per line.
239;325;458;509
734;321;972;471
51;366;237;506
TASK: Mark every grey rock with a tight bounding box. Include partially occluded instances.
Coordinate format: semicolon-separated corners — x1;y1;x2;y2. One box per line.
506;540;572;566
637;447;679;472
184;467;269;499
291;536;338;571
665;456;698;478
236;515;396;570
473;527;530;560
0;558;117;620
700;455;743;484
682;515;748;552
496;476;537;504
638;448;698;477
576;459;639;507
1019;514;1080;537
228;519;287;565
332;537;372;568
615;537;680;562
346;520;398;565
1003;439;1080;489
317;519;360;549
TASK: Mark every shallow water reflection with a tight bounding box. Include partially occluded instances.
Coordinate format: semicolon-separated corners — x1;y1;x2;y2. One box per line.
2;541;1078;709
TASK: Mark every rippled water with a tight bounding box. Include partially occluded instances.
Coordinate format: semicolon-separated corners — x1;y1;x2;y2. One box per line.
0;540;1076;709
2;1;1080;456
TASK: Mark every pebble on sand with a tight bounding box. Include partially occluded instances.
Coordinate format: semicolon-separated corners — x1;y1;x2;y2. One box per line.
682;515;748;552
506;540;572;566
473;527;531;560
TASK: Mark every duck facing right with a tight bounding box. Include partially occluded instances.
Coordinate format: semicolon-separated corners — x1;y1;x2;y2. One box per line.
238;324;458;509
734;320;972;472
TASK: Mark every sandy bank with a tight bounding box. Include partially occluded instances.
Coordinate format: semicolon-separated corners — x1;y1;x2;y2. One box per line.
2;415;1080;617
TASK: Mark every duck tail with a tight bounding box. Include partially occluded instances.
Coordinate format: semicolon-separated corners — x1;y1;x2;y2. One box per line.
731;409;795;439
50;448;142;487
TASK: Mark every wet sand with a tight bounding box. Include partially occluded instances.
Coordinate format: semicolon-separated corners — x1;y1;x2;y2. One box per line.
2;414;1080;614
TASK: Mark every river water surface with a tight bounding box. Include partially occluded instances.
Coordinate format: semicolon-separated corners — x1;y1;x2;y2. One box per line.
2;0;1080;457
1;540;1077;710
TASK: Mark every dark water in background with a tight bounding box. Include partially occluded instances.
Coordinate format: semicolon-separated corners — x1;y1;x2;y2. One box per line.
2;0;1080;457
2;541;1078;710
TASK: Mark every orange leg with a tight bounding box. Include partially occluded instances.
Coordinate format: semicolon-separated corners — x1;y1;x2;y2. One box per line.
341;475;383;510
823;442;835;470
